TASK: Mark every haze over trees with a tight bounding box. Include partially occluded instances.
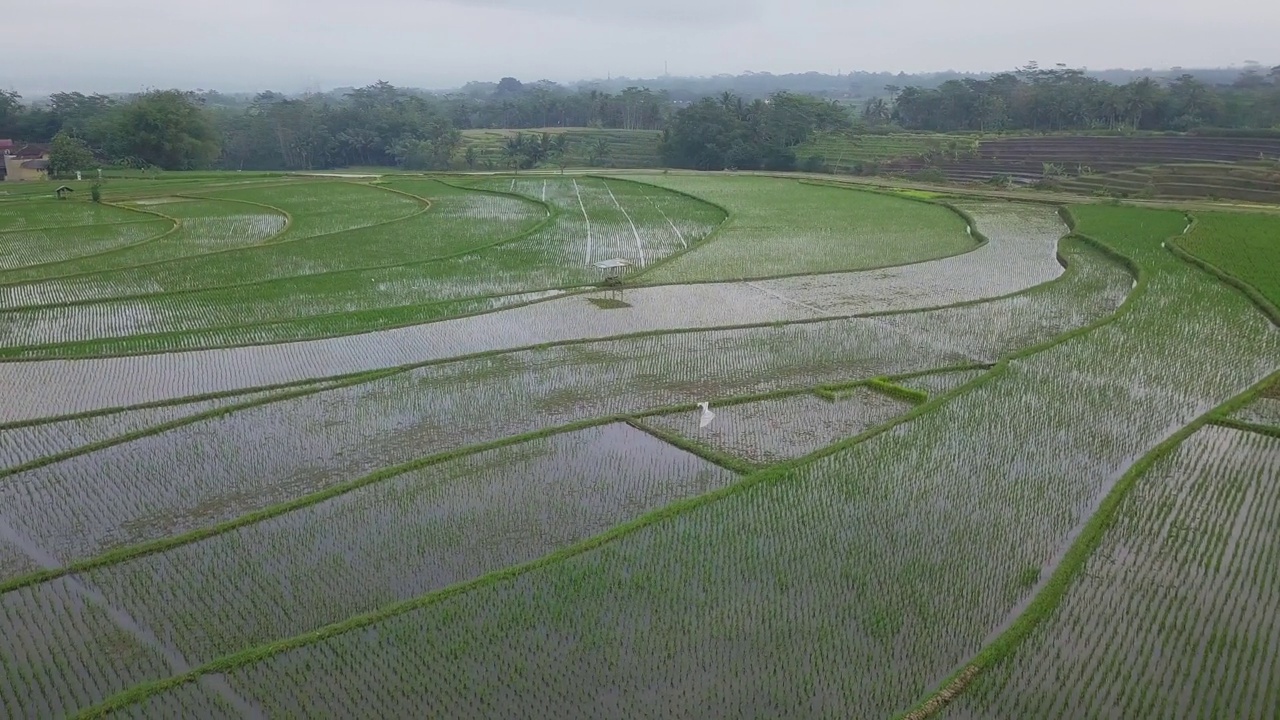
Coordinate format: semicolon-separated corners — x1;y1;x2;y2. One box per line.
887;63;1280;132
1;65;1278;172
659;92;851;170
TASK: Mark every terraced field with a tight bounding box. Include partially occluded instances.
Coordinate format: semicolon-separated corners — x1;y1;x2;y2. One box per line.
881;135;1280;199
793;132;975;173
458;128;663;169
0;171;1277;719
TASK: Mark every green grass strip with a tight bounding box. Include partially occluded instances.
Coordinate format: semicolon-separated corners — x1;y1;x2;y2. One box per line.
1210;416;1280;440
3;224;1104;361
74;356;1003;719
0;367;405;431
71;226;1145;714
1167;236;1280;327
0;181;419;292
866;378;930;404
891;368;1280;720
0;414;624;599
624;419;760;474
0;371;401;483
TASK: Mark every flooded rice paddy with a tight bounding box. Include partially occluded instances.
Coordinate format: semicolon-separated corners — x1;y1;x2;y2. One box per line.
1;176;1277;718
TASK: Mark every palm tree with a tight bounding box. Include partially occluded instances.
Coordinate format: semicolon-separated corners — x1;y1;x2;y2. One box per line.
1122;78;1159;130
503;133;526;173
862;98;891;126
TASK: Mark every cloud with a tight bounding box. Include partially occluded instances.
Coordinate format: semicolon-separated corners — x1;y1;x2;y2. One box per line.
430;0;762;25
2;0;1276;93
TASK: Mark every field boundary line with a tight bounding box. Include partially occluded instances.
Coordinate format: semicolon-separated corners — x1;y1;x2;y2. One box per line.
0;367;976;595
68;228;1148;715
0;370;402;482
890;368;1280;720
637;184;688;248
70;363;1007;719
1166;226;1280;327
0;180;553;313
885;207;1266;720
0;232;1110;366
572;178;593;265
602;179;646;267
0;218;176;280
624;418;761;474
617;174;986;285
0;181;420;292
1210;416;1280;439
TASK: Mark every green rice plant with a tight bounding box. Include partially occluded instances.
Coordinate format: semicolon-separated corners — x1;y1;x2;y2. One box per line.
873;236;1133;363
0;198;287;299
940;426;1280;719
894;368;992;398
0;578;179;718
640;388;912;465
0;217;172;274
0;312;973;571
1228;396;1280;427
629;175;976;284
64;423;736;667
0;178;726;356
98;203;1279;720
0;222;1133;424
0;252;1128;588
1173;211;1280;317
748;199;1069;316
465;176;725;274
0;377;352;478
202;180;419;243
0;198;156;233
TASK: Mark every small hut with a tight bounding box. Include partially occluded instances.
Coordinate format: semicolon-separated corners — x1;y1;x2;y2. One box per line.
593;258;632;286
55;186;74;200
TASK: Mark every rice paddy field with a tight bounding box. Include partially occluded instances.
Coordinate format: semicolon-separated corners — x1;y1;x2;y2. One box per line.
0;169;1278;719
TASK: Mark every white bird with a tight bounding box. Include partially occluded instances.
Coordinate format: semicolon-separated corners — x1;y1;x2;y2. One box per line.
698;401;715;429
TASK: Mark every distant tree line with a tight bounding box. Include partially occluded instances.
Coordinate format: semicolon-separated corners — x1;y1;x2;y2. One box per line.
3;65;1280;173
0;78;674;172
553;66;1280;103
885;63;1280;132
659;92;851;171
1;88;219;171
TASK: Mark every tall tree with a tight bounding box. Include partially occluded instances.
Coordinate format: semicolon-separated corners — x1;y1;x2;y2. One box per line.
115;90;220;169
48;132;96;176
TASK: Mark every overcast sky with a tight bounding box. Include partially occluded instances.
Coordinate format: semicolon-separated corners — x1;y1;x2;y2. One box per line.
5;0;1277;94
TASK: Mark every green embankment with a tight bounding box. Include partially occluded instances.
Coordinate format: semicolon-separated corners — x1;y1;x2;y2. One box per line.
631;175;977;283
1173;210;1280;316
793;132;976;171
458;127;663;169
